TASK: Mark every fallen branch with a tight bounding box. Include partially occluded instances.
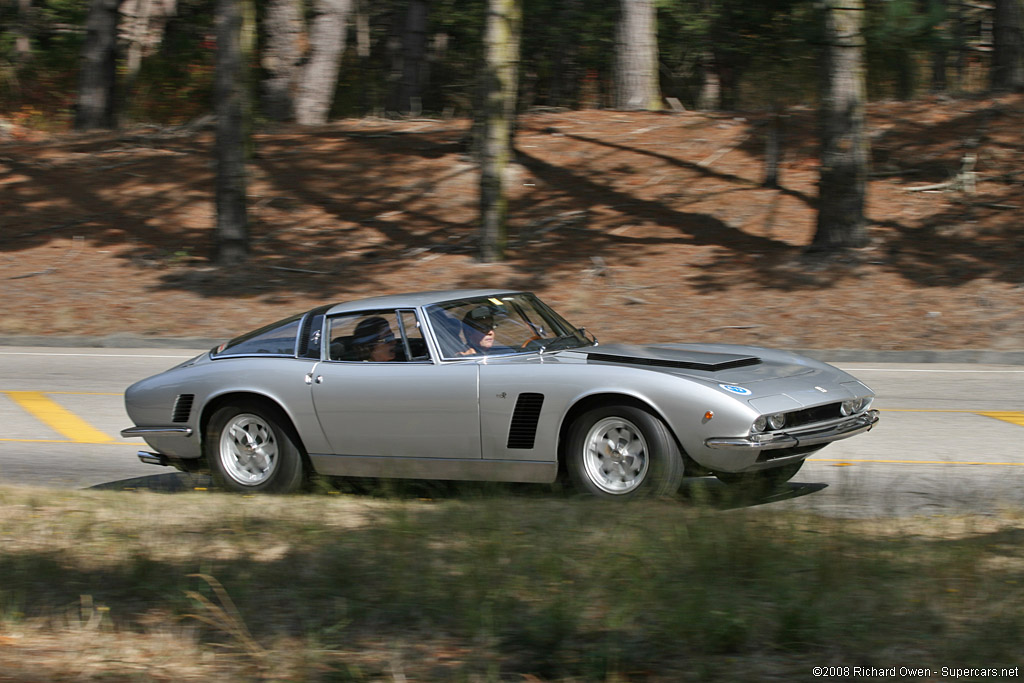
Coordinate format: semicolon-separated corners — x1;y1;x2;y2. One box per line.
270;265;329;275
705;325;762;333
8;236;84;279
907;153;977;194
948;198;1019;210
697;134;751;168
907;181;954;192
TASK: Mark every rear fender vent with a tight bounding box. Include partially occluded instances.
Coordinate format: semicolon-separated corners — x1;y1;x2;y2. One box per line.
507;393;545;449
172;394;195;423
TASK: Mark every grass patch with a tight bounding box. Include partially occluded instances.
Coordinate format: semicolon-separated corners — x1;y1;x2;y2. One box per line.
0;485;1022;681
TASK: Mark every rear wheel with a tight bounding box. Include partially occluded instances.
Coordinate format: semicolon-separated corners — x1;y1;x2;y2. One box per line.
566;404;684;499
206;402;305;493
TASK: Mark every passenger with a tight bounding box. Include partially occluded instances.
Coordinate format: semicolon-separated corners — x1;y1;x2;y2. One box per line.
352;316;397;362
460;307;496;355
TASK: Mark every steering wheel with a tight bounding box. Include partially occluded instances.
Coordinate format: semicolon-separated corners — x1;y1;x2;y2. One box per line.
520;335;542;348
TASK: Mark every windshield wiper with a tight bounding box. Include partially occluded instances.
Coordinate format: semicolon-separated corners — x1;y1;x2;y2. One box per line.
540;333;593;353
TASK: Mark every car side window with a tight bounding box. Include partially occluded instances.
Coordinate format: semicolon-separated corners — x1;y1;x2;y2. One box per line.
213;314;303;358
327;310;430;363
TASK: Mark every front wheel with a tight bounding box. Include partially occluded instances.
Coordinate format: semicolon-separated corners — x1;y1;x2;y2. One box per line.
565;405;684;499
205;402;305;493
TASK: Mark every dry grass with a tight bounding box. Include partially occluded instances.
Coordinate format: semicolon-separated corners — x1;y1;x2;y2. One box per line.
1;484;1023;681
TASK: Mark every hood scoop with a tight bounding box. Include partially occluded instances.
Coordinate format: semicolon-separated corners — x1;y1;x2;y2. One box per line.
586;344;762;372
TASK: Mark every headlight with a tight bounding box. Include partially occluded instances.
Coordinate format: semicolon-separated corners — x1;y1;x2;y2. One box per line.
752;416;768;433
841;399;868;416
768;413;786;430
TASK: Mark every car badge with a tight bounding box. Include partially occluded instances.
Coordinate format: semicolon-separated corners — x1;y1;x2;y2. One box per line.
815;386;828;393
719;384;752;396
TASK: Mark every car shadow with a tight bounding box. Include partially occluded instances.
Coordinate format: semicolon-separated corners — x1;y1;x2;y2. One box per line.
680;477;829;510
88;472;214;493
86;474;828;510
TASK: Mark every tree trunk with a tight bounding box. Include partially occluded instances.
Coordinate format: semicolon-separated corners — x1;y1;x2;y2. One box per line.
614;0;661;110
549;0;583;108
75;0;123;130
812;0;870;252
992;0;1024;90
262;0;304;121
295;0;352;125
124;0;154;85
929;0;949;92
479;0;522;263
697;49;720;111
763;105;783;189
214;0;250;265
14;0;33;62
395;0;429;114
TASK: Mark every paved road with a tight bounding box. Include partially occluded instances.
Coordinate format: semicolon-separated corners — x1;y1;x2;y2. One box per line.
1;347;1022;516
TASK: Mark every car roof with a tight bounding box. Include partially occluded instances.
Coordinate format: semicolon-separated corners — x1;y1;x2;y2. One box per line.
322;289;526;316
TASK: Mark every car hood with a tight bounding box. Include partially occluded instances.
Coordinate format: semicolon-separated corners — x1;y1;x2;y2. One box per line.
569;342;825;383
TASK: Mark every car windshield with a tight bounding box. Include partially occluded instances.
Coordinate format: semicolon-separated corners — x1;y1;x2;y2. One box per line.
426;293;592;359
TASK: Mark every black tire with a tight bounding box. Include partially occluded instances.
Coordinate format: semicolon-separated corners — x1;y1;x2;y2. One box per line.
714;460;805;490
565;404;684;499
205;401;305;494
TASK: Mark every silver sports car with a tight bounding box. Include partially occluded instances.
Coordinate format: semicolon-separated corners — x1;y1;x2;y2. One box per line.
121;289;879;497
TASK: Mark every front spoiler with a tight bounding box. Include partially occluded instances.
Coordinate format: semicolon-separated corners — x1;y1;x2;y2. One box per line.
705;410;879;451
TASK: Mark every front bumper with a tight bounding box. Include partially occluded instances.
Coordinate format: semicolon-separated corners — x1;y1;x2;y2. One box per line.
704;409;879;451
121;426;193;438
120;425;202;460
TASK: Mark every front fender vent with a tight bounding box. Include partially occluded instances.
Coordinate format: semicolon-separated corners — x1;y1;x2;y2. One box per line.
172;394;195;423
507;393;545;449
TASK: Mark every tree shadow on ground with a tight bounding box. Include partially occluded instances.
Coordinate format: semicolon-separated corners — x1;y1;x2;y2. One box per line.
2;96;1021;307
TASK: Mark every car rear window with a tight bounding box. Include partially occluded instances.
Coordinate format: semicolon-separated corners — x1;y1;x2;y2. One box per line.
211;314;303;358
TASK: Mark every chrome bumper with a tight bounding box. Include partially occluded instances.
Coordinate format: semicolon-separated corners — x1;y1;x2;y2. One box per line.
136;450;204;472
705;410;879;451
121;426;193;438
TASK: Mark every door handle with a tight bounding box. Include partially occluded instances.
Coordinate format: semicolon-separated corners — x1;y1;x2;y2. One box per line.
305;373;324;385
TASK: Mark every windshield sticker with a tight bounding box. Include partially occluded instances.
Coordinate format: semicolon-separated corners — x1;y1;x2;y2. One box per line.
720;384;752;396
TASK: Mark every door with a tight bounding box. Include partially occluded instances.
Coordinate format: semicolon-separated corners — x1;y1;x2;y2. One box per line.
311;309;481;458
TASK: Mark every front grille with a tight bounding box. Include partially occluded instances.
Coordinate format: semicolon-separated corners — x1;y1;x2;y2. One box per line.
172;394;195;423
786;403;843;428
507;393;545;449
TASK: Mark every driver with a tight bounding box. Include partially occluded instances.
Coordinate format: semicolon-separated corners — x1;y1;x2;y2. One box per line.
352;316;398;362
460;307;496;355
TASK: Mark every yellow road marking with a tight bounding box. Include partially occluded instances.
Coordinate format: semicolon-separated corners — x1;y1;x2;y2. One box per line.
977;411;1024;427
810;458;1024;466
0;438;137;445
882;408;1011;414
879;408;1024;427
4;391;114;443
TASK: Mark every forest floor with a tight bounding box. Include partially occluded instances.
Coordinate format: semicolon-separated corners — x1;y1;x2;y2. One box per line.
1;93;1022;351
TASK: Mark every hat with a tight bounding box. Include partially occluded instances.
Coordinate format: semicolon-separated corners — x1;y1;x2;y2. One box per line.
462;306;495;332
353;317;395;345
